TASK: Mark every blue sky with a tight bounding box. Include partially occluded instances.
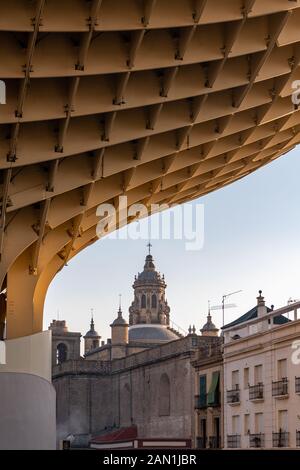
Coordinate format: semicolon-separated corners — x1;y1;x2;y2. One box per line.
44;147;300;341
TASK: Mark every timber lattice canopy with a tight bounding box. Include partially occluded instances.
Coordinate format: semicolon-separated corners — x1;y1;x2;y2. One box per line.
1;0;300;339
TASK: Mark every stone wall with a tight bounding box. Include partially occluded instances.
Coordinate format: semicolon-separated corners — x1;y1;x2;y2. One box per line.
53;336;219;442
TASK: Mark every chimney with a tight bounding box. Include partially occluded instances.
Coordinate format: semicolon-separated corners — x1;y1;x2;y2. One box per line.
257;290;267;317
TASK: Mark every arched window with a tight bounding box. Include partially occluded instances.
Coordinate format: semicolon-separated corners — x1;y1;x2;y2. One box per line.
151;294;157;308
56;343;68;364
141;294;146;308
159;373;171;416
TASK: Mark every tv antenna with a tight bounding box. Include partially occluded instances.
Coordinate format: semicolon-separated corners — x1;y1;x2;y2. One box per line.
211;290;242;327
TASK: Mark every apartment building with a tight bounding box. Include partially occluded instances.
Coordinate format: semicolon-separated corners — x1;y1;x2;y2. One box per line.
223;292;300;449
193;314;223;449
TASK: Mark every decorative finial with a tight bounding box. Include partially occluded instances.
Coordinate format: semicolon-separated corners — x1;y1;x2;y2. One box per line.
188;325;192;335
192;325;196;334
208;300;211;315
90;308;95;330
118;294;122;316
147;242;152;255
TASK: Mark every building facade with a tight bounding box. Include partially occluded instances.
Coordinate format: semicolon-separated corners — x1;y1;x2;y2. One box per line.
223;292;300;449
51;250;221;447
192;314;223;449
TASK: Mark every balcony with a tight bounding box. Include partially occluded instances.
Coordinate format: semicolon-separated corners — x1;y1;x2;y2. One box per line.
296;377;300;394
227;387;240;405
194;394;207;409
249;433;265;448
196;437;206;449
195;392;220;409
249;383;264;401
227;434;241;448
296;431;300;447
272;378;288;397
208;435;221;449
272;431;289;448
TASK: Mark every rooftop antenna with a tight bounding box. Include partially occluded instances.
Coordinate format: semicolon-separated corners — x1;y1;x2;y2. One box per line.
211;290;242;328
119;294;122;310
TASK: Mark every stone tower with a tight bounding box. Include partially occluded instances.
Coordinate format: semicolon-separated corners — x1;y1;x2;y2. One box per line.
129;246;170;326
111;304;129;345
49;320;81;366
84;313;101;355
200;313;219;337
128;247;180;344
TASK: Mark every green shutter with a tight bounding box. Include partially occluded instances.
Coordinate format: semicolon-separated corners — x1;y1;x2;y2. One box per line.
199;375;207;407
207;371;220;406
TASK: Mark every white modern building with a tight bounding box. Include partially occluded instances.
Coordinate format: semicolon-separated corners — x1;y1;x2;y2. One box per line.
223;292;300;449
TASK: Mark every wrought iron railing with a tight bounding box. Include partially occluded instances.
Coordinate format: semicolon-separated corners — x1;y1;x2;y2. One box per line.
272;431;289;447
227;434;241;448
194;394;207;409
227;388;240;404
272;378;288;397
295;377;300;394
249;433;264;448
208;435;221;449
249;383;264;400
196;437;206;449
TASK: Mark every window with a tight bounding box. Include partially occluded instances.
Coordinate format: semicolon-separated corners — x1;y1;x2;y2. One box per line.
141;294;146;308
56;343;68;364
254;365;263;384
151;294;157;308
199;375;207;408
232;415;241;435
278;410;288;432
255;413;264;434
244;414;250;435
244;367;249;389
277;359;287;379
159;374;170;416
232;370;239;389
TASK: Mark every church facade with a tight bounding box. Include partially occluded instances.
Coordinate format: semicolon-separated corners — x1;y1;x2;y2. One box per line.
50;250;221;448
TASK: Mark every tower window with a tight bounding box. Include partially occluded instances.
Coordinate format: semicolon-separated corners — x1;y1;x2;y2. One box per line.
151;294;157;308
56;343;68;364
141;294;146;308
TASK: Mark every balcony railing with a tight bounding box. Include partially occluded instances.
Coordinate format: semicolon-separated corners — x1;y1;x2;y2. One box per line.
196;437;206;449
272;378;288;397
227;434;241;448
249;433;265;448
194;394;207;409
208;435;221;449
249;383;264;400
227;387;240;404
296;431;300;447
272;431;289;448
296;377;300;394
195;392;220;409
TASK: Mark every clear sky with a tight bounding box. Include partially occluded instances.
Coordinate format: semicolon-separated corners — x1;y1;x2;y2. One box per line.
44;147;300;341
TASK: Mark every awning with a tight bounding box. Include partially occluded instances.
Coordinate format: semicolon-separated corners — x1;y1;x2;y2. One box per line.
207;371;220;406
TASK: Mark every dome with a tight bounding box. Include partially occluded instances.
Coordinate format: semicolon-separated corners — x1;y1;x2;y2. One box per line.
129;324;180;343
133;253;166;287
111;307;128;327
200;314;219;336
84;318;99;338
